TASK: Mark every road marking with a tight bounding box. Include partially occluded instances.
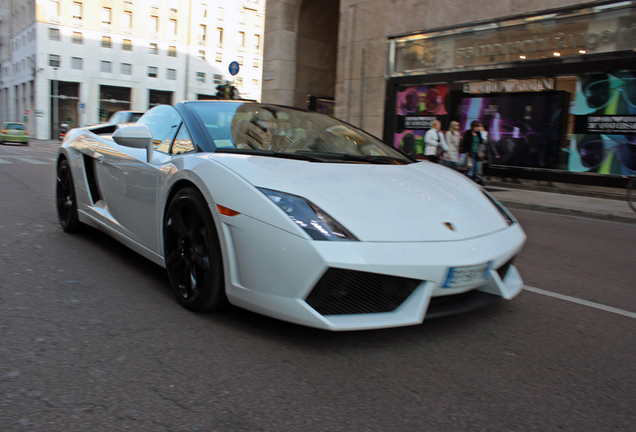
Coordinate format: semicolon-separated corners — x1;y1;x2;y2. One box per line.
14;157;49;164
524;285;636;319
0;158;10;164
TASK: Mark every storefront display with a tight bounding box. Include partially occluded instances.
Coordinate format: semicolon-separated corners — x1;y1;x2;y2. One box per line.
386;1;636;179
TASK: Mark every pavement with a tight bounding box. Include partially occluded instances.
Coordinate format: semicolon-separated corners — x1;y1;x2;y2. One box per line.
485;179;636;225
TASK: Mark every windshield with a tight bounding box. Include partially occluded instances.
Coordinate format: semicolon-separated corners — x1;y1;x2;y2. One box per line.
187;102;411;163
130;112;143;122
6;123;25;130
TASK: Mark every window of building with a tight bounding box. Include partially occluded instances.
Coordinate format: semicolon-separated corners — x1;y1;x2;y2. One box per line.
252;79;258;87
102;36;112;48
71;57;82;70
149;43;158;54
238;31;245;48
148;66;158;78
235;77;243;86
198;50;205;60
101;61;111;73
200;2;207;18
122;11;132;31
168;46;177;57
49;54;60;67
48;0;60;20
121;63;132;75
198;25;207;45
167;69;176;80
49;28;60;41
216;28;223;48
217;7;224;20
123;39;132;51
239;12;246;25
169;0;178;12
253;34;261;50
253;58;260;68
71;2;82;20
238;56;243;66
215;52;222;62
71;32;82;44
169;19;177;39
196;72;205;82
150;0;159;8
124;0;132;3
149;16;159;34
101;7;111;24
255;15;262;28
213;74;222;84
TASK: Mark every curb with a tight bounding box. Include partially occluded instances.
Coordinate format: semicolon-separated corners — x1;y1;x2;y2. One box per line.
499;200;636;225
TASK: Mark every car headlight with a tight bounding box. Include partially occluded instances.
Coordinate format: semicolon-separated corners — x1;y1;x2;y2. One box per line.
258;188;358;241
482;189;516;226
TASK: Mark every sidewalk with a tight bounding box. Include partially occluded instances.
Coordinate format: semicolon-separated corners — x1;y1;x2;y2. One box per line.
485;180;636;224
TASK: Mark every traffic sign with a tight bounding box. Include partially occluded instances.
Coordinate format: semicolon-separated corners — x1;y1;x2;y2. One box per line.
24;109;30;115
229;61;240;76
79;103;85;108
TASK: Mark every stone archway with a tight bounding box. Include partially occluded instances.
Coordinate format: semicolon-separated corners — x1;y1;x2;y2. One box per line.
262;0;339;109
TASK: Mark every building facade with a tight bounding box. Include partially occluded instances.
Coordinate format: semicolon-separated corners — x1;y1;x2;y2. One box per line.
263;0;636;182
0;0;265;140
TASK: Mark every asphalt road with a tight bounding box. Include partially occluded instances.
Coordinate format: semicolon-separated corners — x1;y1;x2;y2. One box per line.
1;141;635;431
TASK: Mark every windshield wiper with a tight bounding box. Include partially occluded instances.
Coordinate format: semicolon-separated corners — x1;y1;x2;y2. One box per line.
214;148;331;162
295;151;410;165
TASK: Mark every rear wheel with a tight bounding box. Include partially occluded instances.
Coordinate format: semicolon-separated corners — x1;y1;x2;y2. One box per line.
56;159;81;232
164;187;226;311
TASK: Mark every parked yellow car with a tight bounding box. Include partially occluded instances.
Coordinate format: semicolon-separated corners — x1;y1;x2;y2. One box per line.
1;122;29;145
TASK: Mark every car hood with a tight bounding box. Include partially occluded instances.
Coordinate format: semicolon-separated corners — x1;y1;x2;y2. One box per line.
212;154;510;242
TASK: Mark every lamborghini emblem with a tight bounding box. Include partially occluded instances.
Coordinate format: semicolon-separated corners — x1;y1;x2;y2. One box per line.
444;222;455;231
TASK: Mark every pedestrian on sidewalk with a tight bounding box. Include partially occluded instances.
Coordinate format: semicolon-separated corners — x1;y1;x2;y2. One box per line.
462;120;484;183
424;120;448;163
444;120;461;170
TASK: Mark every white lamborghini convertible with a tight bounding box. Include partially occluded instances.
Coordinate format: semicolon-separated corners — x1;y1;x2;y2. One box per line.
56;101;525;331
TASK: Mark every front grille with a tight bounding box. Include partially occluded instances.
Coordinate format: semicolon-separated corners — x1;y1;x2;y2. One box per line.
496;256;516;281
305;268;422;316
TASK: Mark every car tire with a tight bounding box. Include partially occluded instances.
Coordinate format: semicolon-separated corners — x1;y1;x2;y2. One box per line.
164;187;227;312
56;158;82;233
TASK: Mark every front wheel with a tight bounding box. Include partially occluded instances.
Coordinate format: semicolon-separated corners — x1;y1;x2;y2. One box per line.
164;187;226;312
56;159;82;232
628;178;636;213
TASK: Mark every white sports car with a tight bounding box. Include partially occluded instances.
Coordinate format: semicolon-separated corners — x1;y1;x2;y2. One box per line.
56;101;525;331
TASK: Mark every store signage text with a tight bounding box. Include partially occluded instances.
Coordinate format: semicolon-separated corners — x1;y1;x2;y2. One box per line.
463;78;554;94
456;25;636;59
574;115;636;134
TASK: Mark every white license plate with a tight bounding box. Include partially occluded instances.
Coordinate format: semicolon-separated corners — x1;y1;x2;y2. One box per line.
442;262;493;288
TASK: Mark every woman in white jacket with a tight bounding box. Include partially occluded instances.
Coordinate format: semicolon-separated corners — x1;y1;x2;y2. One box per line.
444;120;461;169
424;120;448;163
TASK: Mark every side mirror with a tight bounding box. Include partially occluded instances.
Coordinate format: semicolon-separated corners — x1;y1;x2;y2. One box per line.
113;124;155;163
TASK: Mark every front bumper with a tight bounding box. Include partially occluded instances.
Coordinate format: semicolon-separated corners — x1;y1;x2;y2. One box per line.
219;211;525;331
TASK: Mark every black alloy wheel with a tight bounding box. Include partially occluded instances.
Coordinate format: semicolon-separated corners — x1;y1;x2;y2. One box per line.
56;158;81;233
164;187;226;312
